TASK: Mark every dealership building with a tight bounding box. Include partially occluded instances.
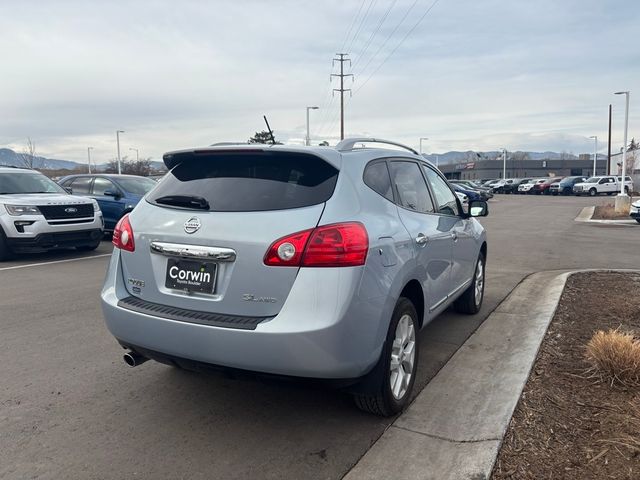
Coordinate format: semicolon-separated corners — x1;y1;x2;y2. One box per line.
436;156;609;181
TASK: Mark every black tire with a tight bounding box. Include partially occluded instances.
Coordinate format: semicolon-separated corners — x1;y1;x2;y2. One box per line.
454;251;486;315
589;188;597;197
636;219;640;224
353;297;419;417
0;227;14;261
624;186;630;195
607;192;614;196
76;240;101;252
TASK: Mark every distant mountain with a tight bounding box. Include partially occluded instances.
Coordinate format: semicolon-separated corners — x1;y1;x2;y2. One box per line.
0;148;79;170
0;148;165;171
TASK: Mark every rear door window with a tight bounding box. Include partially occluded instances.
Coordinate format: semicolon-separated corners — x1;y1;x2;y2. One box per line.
148;152;338;212
92;178;118;196
388;161;434;213
69;177;92;194
363;161;393;201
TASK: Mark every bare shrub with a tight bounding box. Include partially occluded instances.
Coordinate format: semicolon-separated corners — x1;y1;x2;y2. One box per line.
585;328;640;387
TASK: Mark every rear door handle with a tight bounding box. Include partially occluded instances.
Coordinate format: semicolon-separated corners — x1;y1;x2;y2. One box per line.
415;233;429;246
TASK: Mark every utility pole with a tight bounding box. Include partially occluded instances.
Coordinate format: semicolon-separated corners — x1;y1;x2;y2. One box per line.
116;130;124;175
331;53;353;140
502;148;507;179
607;104;612;175
129;147;139;162
87;147;93;174
589;136;597;176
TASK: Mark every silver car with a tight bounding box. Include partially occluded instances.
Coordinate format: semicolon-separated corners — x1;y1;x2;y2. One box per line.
101;138;488;416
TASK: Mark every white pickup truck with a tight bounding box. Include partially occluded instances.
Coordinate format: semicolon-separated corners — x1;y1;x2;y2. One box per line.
573;175;633;196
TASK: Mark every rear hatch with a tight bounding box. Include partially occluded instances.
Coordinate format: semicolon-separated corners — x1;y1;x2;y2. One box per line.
119;149;339;317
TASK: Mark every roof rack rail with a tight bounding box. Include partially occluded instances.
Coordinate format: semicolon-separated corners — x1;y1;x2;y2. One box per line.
335;137;419;155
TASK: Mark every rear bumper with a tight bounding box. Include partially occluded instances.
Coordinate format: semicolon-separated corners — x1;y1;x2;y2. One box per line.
6;228;103;252
101;251;387;379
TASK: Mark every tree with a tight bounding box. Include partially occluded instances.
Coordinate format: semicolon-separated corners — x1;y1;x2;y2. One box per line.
20;137;37;169
248;130;282;144
319;141;330;146
103;156;152;176
628;137;639;151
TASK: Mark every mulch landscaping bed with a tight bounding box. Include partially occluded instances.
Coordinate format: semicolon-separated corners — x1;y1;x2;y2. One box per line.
492;272;640;480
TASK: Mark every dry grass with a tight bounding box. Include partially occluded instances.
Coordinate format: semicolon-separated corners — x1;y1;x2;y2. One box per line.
585;328;640;387
592;203;630;219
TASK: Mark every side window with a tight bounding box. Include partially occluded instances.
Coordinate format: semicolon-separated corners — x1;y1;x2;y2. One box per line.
70;177;92;194
363;161;393;201
388;161;434;214
92;178;117;196
423;166;460;216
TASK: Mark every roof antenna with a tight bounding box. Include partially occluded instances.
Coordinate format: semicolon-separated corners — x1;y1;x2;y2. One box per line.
263;115;276;145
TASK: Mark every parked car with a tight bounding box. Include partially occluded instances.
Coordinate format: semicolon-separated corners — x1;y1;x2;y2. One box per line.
518;178;546;194
451;182;482;202
491;179;518;194
455;191;468;208
549;176;587;195
59;174;157;232
573;175;633;196
504;178;532;194
532;177;564;195
451;180;494;198
0;166;103;260
630;199;640;224
100;138;489;416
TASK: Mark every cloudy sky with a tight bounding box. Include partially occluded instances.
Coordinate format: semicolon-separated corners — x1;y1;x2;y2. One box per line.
1;0;638;164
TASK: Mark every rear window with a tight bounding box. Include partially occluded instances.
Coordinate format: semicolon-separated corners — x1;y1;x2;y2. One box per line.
148;152;338;212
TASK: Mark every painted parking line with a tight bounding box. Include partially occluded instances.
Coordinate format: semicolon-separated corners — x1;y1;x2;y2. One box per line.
0;253;112;272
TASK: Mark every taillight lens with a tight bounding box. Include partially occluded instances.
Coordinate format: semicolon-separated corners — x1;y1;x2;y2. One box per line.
112;213;135;252
264;222;368;267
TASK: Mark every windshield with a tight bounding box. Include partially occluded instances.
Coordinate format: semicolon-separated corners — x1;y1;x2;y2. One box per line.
116;177;157;195
584;177;599;183
0;172;67;194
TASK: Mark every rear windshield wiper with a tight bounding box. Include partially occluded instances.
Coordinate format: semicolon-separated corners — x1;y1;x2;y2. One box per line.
154;195;210;210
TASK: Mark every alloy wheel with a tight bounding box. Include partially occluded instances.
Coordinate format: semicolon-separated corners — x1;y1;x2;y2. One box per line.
389;314;416;400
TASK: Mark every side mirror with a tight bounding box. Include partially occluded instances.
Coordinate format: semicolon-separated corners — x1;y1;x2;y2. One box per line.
104;189;120;198
469;200;488;217
64;187;73;194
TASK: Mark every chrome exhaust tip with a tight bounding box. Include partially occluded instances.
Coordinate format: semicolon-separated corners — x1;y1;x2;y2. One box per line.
123;351;148;368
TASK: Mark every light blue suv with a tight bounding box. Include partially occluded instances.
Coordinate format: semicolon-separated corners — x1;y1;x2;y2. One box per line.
101;138;488;416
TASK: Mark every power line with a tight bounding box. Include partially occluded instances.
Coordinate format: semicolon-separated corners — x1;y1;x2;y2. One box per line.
344;0;378;54
339;0;368;53
353;0;420;78
355;0;441;94
351;0;398;69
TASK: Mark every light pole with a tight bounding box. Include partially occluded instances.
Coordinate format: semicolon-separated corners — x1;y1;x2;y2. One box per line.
305;106;319;146
116;130;125;175
589;136;598;176
419;137;429;155
129;147;139;162
87;147;93;174
501;148;507;179
614;91;630;198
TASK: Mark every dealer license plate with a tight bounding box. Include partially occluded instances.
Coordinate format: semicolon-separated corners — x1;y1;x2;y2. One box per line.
165;258;216;294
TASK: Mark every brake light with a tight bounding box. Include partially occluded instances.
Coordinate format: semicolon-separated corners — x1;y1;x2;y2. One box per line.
112;213;135;252
264;222;368;267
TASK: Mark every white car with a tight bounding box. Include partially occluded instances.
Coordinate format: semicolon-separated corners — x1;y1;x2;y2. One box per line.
518;178;545;194
630;200;640;224
0;167;104;260
573;175;633;196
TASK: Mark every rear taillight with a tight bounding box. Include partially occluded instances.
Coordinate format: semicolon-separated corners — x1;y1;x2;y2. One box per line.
112;213;135;252
264;222;368;267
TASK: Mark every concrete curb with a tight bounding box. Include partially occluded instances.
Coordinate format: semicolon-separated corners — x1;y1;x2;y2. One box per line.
344;270;574;480
575;206;637;225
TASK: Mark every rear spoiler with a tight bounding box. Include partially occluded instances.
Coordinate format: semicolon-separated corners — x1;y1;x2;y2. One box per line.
162;148;266;170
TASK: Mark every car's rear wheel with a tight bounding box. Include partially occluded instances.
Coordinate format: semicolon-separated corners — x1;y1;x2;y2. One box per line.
625;186;630;195
454;251;485;314
353;297;419;417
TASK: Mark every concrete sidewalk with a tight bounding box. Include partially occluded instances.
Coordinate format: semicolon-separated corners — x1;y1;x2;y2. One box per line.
344;270;572;480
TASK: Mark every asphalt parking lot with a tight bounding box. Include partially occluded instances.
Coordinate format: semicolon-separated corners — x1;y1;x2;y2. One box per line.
2;195;640;480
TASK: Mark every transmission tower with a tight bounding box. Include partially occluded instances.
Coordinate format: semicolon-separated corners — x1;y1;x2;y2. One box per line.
331;53;353;140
